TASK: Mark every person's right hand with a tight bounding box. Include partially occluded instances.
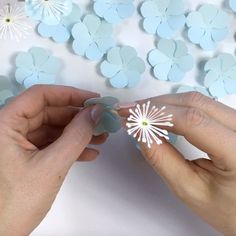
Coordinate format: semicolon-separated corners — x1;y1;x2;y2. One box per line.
119;92;236;236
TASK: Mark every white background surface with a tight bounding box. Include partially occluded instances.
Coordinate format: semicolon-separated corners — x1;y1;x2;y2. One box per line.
1;0;236;235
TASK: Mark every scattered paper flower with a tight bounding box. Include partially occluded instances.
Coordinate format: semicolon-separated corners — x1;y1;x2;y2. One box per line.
84;96;121;135
93;0;135;24
72;14;115;60
0;76;14;106
148;39;193;82
229;0;236;12
177;85;212;97
15;47;61;88
186;4;229;51
37;3;81;43
204;53;236;98
100;46;145;88
140;0;185;38
0;1;31;41
25;0;72;25
126;101;174;148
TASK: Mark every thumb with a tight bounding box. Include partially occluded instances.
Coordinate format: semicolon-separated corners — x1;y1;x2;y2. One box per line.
42;105;103;170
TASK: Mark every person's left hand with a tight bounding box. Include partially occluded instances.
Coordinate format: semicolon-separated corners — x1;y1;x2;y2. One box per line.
0;85;107;236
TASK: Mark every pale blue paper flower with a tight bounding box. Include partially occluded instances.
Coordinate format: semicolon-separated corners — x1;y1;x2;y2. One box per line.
15;47;61;88
186;4;229;51
84;96;121;135
204;53;236;98
177;85;212;97
148;39;194;82
140;0;186;38
37;4;81;43
25;0;72;25
100;46;145;88
93;0;135;24
0;76;14;106
229;0;236;12
72;14;115;60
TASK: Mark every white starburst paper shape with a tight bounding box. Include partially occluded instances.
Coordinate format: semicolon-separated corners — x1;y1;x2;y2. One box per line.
126;101;174;148
0;1;31;41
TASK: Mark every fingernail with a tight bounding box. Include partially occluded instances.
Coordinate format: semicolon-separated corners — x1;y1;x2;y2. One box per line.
90;105;104;125
114;102;137;110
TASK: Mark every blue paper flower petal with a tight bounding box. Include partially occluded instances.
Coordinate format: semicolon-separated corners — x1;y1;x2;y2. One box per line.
153;62;172;81
229;0;236;12
143;17;161;34
168;64;184;82
224;79;236;94
29;47;50;68
157;21;174;38
110;71;128;88
86;43;104;60
209;79;227;98
15;68;33;84
15;52;34;69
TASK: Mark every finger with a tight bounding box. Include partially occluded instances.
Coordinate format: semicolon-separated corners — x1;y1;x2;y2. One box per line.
145;92;236;131
91;133;109;145
140;141;207;203
77;148;99;161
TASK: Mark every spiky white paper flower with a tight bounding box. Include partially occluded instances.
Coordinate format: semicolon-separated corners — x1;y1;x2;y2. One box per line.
126;101;174;148
0;1;31;41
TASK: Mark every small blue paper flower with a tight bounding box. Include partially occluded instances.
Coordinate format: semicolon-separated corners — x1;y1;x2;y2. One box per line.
186;4;229;51
177;85;212;97
229;0;236;12
140;0;185;38
148;39;194;82
0;76;14;106
100;46;146;88
204;53;236;98
15;47;61;88
72;14;115;60
37;4;81;43
84;96;121;135
93;0;135;24
25;0;72;25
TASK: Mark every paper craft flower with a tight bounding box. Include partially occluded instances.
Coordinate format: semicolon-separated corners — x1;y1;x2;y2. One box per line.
100;46;145;88
177;85;212;97
37;3;81;43
84;96;121;135
140;0;185;38
148;39;194;82
25;0;72;25
204;53;236;98
93;0;135;24
0;1;31;41
186;4;229;51
126;101;174;148
72;14;115;60
15;47;61;88
229;0;236;12
0;76;14;106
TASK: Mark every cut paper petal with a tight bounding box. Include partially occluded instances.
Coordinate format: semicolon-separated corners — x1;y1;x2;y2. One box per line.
110;71;128;88
229;0;236;12
0;76;15;106
143;17;161;34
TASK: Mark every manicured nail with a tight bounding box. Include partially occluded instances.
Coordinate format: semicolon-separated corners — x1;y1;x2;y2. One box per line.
90;105;104;125
114;102;137;110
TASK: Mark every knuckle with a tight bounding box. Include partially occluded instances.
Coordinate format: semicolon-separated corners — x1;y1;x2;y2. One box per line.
185;107;209;127
145;147;164;171
182;92;207;107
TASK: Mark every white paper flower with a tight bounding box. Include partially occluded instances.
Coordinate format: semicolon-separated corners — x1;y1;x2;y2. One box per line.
0;1;31;41
126;101;174;148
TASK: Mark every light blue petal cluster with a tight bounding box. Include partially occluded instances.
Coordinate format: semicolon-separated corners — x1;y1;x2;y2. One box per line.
204;53;236;98
177;85;212;97
84;96;121;135
15;47;61;88
186;4;229;51
37;4;81;43
72;14;115;60
25;0;72;25
148;39;194;82
100;46;146;88
93;0;135;24
0;76;14;106
229;0;236;12
140;0;185;38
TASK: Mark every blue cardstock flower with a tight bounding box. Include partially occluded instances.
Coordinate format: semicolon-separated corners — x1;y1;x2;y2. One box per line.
148;39;194;82
100;46;145;88
204;53;236;98
93;0;135;24
72;14;115;60
186;4;229;51
0;76;14;106
177;85;212;97
25;0;72;25
140;0;186;38
84;96;121;135
15;47;61;88
229;0;236;12
37;4;81;43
